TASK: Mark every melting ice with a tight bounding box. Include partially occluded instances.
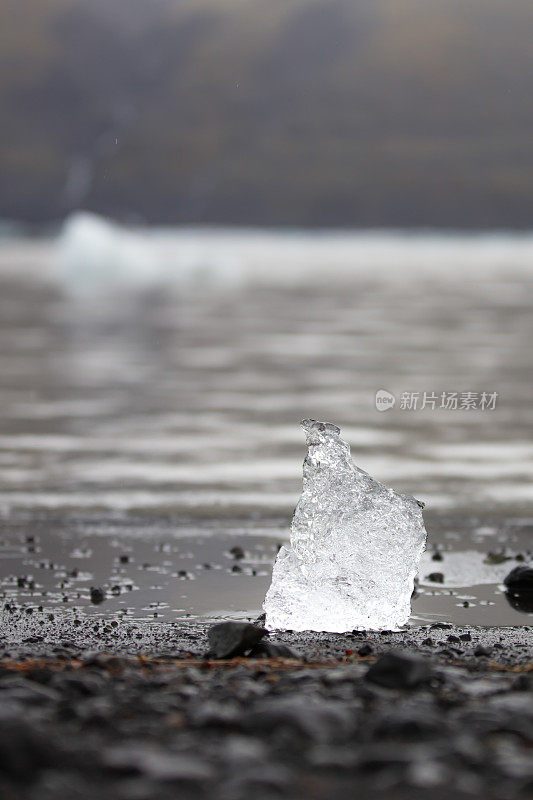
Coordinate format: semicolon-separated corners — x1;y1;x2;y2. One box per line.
263;419;427;632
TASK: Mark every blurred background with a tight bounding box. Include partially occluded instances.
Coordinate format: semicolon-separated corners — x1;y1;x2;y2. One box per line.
2;0;533;228
0;0;532;625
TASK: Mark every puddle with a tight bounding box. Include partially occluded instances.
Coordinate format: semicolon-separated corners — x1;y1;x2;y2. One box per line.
0;513;530;627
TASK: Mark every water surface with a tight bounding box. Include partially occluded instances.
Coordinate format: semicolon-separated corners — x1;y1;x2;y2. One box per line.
0;222;531;625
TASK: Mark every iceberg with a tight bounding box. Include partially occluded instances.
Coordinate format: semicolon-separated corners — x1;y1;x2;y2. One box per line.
263;419;427;632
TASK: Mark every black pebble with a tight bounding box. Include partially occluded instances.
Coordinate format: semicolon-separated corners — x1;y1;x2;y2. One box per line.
365;653;433;689
90;587;105;605
504;565;533;592
207;621;267;659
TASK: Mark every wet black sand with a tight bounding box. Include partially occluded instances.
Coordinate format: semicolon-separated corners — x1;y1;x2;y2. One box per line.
1;609;531;800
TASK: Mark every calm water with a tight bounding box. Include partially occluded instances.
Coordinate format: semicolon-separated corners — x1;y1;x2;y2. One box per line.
0;219;532;626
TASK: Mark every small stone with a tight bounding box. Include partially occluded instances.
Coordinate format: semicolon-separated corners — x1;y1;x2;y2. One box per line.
460;632;472;641
207;622;267;659
431;551;443;561
357;643;373;656
90;587;105;604
426;572;444;583
474;645;493;657
104;745;214;782
504;565;533;592
365;653;432;689
447;634;460;643
244;696;354;742
484;551;510;565
230;546;245;560
422;637;434;646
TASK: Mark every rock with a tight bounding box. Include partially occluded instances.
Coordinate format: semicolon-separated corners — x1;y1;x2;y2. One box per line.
426;572;444;583
90;587;105;604
365;653;433;689
431;550;443;561
474;645;493;657
358;643;373;656
230;546;245;560
504;565;533;592
0;716;63;780
244;696;355;743
503;565;533;612
104;744;214;782
484;551;511;565
207;622;267;659
0;677;60;705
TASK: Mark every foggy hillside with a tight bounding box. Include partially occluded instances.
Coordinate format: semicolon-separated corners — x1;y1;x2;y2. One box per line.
2;0;533;227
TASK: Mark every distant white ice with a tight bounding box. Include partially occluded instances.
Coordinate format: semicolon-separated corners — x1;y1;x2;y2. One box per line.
263;419;427;632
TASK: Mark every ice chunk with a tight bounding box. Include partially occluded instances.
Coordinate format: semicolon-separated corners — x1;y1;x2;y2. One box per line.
263;419;427;632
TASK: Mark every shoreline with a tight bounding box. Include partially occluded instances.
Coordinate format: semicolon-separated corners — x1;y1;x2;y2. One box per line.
0;612;532;799
1;607;532;665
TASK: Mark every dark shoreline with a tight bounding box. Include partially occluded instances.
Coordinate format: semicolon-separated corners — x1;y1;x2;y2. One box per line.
1;610;531;800
1;606;532;664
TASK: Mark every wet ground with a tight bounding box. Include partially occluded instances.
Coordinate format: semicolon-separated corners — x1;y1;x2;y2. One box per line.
0;615;531;800
0;510;532;627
